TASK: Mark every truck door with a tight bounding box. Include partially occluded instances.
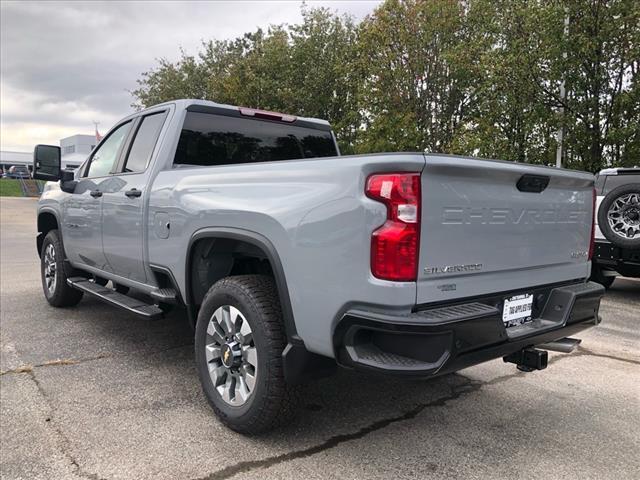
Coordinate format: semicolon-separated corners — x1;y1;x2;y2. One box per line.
62;120;133;270
101;110;168;283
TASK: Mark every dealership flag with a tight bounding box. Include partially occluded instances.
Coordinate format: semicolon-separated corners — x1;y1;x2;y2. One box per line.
94;121;102;143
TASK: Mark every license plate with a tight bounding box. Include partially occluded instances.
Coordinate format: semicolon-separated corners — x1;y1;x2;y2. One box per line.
502;294;533;327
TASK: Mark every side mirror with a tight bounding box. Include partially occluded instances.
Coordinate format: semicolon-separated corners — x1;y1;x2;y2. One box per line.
33;144;61;181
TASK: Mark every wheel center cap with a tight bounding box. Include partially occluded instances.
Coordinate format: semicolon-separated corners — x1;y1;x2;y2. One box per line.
221;341;241;368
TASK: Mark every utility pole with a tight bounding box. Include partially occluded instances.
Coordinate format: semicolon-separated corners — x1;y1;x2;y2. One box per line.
555;12;570;168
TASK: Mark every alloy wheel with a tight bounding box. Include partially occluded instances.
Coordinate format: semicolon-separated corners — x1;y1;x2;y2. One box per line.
205;305;257;406
43;243;57;295
607;193;640;240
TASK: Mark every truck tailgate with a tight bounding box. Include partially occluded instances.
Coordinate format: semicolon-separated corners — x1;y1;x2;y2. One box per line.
417;154;594;305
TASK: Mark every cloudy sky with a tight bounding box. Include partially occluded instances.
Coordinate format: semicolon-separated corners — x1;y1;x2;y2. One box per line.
0;1;380;152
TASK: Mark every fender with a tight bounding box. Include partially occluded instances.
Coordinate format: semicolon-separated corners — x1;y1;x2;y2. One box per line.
185;227;335;384
185;227;300;342
36;207;62;257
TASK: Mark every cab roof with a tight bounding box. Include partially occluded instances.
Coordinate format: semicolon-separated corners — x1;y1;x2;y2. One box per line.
141;99;332;130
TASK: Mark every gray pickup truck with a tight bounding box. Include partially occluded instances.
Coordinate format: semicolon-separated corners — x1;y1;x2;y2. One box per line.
33;99;604;433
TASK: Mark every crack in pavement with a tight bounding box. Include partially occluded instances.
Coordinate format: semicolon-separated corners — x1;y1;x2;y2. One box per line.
25;369;108;480
192;376;483;480
0;341;194;478
190;346;639;480
2;341;636;480
574;346;640;366
0;355;110;376
0;342;194;376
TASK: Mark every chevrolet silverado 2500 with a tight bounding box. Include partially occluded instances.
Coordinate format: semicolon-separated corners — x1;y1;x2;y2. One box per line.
33;99;604;433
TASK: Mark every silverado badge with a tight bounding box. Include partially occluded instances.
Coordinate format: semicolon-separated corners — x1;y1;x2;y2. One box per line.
424;263;483;275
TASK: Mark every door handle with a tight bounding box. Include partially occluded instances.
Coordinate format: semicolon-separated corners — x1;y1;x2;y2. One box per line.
125;188;142;198
90;190;102;198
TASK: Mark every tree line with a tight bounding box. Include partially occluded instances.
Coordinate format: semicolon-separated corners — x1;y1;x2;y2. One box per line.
132;0;639;172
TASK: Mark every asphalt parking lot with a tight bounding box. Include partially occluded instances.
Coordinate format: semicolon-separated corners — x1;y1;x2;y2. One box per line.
1;196;638;480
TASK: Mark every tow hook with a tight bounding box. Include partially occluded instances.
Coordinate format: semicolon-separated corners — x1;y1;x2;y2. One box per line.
503;348;548;372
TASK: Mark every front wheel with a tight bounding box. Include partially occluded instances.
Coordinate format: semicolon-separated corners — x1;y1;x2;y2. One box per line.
194;275;298;434
40;230;83;307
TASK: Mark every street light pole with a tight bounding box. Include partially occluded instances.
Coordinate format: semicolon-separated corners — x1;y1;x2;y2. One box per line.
555;12;570;169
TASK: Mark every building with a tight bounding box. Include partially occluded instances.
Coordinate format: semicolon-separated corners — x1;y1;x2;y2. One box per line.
0;150;32;171
0;133;97;173
59;134;96;169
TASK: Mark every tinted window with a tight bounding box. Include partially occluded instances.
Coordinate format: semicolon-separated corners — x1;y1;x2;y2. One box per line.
602;174;639;194
123;112;167;173
174;112;337;167
86;121;132;177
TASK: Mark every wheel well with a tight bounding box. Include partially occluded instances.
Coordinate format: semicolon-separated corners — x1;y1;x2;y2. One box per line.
189;237;275;310
186;233;328;384
37;212;59;256
186;233;300;343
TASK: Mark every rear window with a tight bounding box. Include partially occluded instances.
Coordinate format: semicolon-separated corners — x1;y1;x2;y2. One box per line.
602;174;640;194
174;112;337;167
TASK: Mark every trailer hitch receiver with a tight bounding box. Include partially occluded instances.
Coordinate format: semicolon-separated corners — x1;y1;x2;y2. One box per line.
503;348;548;372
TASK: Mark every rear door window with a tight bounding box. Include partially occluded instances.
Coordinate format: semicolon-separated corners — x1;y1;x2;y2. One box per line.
174;112;337;167
122;112;167;173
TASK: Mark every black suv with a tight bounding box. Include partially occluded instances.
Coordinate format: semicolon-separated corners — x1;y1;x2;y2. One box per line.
591;167;640;287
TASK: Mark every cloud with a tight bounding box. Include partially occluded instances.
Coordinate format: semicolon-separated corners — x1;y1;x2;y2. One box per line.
0;0;380;151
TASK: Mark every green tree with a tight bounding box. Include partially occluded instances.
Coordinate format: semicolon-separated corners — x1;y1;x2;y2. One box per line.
453;0;558;164
132;7;362;153
356;0;479;153
557;0;640;171
287;8;363;153
131;50;208;109
131;1;639;171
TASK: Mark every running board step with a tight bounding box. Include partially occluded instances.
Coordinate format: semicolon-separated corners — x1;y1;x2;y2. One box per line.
67;277;164;319
149;287;178;304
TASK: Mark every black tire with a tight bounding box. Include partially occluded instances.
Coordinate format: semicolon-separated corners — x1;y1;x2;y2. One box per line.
597;183;640;249
40;230;84;307
590;264;616;289
194;275;298;434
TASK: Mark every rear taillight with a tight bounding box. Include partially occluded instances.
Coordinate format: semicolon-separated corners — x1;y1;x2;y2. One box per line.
366;173;421;281
589;187;596;260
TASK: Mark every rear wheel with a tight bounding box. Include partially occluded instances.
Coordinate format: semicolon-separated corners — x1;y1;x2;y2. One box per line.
194;275;297;434
40;230;83;307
